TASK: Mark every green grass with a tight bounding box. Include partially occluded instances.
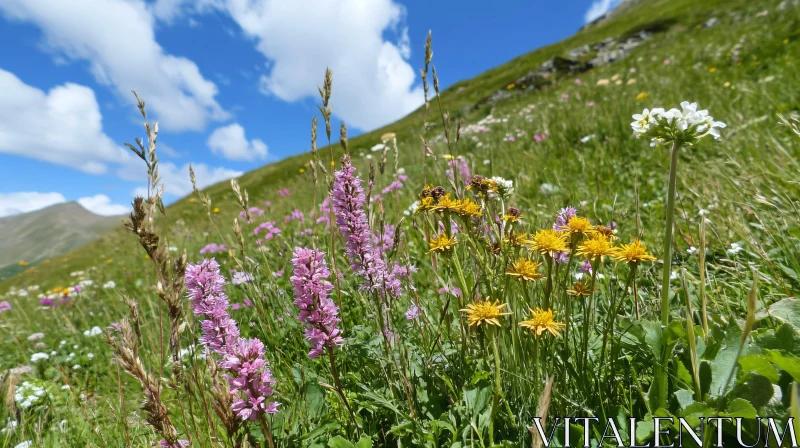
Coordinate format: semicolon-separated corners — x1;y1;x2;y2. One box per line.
1;0;800;446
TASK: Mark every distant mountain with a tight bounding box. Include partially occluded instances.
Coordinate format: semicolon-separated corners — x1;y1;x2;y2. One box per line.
0;202;121;278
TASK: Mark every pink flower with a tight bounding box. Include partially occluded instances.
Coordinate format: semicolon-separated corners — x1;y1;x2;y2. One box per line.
278;189;290;197
0;301;12;313
663;59;670;65
438;286;462;298
404;304;420;320
586;101;595;107
574;79;582;85
561;93;569;99
40;298;56;307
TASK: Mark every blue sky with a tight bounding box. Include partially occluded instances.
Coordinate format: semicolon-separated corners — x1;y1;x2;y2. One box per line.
0;0;621;217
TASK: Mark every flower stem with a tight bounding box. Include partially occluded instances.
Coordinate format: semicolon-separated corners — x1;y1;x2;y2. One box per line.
489;329;503;446
657;139;680;411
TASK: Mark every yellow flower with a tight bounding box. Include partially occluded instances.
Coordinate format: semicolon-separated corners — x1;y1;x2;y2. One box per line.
427;232;457;254
518;308;565;338
709;67;717;73
19;261;28;266
299;168;305;173
417;196;436;213
528;229;570;255
723;81;731;88
431;194;461;212
53;286;64;293
559;215;594;236
506;259;544;282
460;299;511;328
106;259;112;263
443;154;454;160
466;176;498;195
504;232;529;248
507;83;516;89
213;207;220;213
611;239;657;264
330;160;335;167
636;92;649;101
592;225;617;241
567;281;595;297
454;199;483;218
188;197;198;203
502;206;523;222
576;234;615;260
784;39;789;44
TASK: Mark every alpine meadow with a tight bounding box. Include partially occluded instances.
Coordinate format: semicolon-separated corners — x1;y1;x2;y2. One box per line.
3;0;800;447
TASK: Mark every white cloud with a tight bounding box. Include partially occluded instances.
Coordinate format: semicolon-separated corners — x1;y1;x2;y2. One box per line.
141;162;243;198
77;194;129;216
0;192;66;218
0;0;229;132
0;69;131;174
207;123;268;161
195;0;424;131
584;0;621;23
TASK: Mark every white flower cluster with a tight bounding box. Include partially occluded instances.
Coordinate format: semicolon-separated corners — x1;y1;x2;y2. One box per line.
404;200;420;216
30;352;49;363
491;176;514;199
631;101;726;146
83;326;103;337
103;280;116;289
14;381;52;409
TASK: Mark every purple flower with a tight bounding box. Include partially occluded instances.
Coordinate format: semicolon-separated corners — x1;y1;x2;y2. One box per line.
404;304;420;320
263;201;272;207
381;180;404;195
290;248;343;359
186;259;278;420
278;189;290;197
74;285;82;293
0;301;12;313
553;207;577;231
272;269;284;278
290;209;305;223
438;286;462;298
254;221;281;239
316;197;332;225
553;251;570;264
445;158;471;183
332;156;401;299
159;439;190;448
230;270;254;285
200;243;228;255
579;261;593;273
40;298;56;307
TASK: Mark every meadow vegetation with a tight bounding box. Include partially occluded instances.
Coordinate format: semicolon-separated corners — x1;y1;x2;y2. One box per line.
1;0;800;446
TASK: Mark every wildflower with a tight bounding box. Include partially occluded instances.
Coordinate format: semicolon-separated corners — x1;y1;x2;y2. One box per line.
466;175;498;196
576;235;615;260
631;101;726;145
0;301;11;313
19;261;28;266
553;206;577;230
663;59;670;65
427;232;457;254
627;78;637;85
506;259;544;282
438;286;463;298
200;243;228;255
213;207;220;213
446;158;471;183
559;215;594;236
14;441;33;448
278;188;290;197
709;67;716;73
231;270;254;285
586;101;595;107
567;281;594;297
31;352;49;362
553;251;570;264
332;156;401;298
290;248;343;359
40;298;56;307
687;246;698;255
83;326;103;337
490;176;514;199
454;199;483;218
504;231;529;247
103;281;116;289
636;92;648;101
186;259;279;420
612;239;657;263
405;304;421;320
529;229;570;256
581;134;595;143
727;242;743;255
518;308;565;338
460;299;511;328
597;79;610;85
593;225;617;240
561;93;569;99
27;333;45;341
502;207;523;222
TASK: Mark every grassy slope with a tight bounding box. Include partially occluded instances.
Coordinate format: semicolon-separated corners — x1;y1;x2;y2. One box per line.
0;0;763;293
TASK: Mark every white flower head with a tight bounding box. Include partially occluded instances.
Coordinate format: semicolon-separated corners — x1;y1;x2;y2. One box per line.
727;242;743;255
490;176;514;199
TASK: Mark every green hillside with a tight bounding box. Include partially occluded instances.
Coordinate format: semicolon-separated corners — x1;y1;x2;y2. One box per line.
1;0;799;445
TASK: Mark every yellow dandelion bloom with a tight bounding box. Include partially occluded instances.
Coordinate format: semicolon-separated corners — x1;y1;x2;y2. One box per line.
709;67;716;73
504;232;529;247
567;281;595;297
507;83;516;89
454;199;483;218
213;207;220;213
53;286;64;293
528;229;570;255
19;261;28;266
299;168;305;173
466;176;498;195
432;194;461;212
576;234;615;260
417;196;436;213
506;259;544;282
611;239;657;264
519;308;565;338
636;92;649;101
723;81;731;88
460;299;511;328
427;232;457;254
559;215;594;236
502;207;523;222
592;225;617;241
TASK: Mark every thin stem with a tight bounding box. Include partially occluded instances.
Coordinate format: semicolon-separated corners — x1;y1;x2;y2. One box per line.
488;329;503;446
656;140;680;411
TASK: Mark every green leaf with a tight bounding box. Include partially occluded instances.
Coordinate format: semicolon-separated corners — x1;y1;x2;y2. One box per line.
765;350;800;381
674;389;695;411
635;414;655;445
730;373;774;408
306;383;325;418
704;320;743;397
354;436;373;448
720;398;757;419
738;354;780;383
328;436;354;448
757;297;800;332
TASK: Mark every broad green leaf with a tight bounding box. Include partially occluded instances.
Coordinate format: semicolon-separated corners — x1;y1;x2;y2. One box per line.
306;383;325;418
704;320;743;397
757;297;800;333
328;436;354;448
730;373;773;408
720;398;757;419
766;350;800;381
738;354;780;383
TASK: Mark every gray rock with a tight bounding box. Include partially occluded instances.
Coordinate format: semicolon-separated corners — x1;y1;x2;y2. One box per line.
568;44;591;59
